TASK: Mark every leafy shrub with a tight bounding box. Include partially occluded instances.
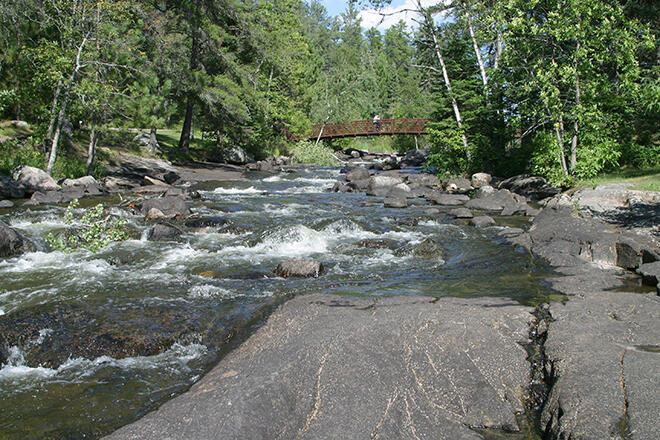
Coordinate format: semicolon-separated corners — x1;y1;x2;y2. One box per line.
0;138;45;175
426;127;470;175
288;140;338;166
46;199;130;253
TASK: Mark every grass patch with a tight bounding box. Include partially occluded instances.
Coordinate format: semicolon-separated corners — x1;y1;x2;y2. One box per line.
0;120;33;140
576;167;660;191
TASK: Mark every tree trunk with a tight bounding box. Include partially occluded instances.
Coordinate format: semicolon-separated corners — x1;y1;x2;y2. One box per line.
178;26;200;154
461;1;488;92
47;36;88;175
570;44;581;174
552;114;569;176
86;123;98;176
414;1;469;156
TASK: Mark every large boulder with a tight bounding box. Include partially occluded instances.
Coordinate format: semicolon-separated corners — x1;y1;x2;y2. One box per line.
498;174;560;200
106;153;177;181
12;165;59;195
344;167;370;183
221;145;252;165
104;294;533;440
444;177;472;194
274;259;324;278
400;148;428;167
471;172;492;188
0;222;25;258
0;174;26;199
465;189;520;212
425;191;469;206
365;175;404;197
140;196;190;218
132;132;160;154
405;173;440;188
148;223;184;241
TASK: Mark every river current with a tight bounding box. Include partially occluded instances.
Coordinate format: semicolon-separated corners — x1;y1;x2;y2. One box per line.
0;167;560;439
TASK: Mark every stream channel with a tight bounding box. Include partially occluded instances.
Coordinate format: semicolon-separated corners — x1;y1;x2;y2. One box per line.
0;167;563;439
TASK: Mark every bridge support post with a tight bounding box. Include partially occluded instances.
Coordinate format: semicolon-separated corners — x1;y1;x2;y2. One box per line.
414;135;419;151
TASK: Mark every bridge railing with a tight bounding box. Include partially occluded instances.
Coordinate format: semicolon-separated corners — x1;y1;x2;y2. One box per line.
309;118;429;140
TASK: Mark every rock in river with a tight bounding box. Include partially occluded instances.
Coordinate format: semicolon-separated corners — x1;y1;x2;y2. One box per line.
140;196;191;218
274;259;324;278
0;221;25;258
104;294;533;440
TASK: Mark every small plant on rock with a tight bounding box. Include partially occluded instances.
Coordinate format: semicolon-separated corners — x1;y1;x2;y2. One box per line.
47;199;130;252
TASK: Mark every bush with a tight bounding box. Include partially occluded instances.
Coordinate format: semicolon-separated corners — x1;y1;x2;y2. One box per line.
0;138;45;175
287;140;338;166
46;199;130;253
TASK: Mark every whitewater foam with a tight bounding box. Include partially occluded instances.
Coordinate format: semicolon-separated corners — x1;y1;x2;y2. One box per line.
213;186;262;195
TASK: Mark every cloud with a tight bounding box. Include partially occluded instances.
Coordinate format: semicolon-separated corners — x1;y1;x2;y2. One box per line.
358;0;448;31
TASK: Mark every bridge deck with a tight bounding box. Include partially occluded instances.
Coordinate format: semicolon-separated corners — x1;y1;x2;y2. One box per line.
306;118;429;140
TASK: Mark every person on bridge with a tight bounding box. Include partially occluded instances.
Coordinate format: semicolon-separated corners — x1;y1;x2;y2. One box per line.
373;114;381;131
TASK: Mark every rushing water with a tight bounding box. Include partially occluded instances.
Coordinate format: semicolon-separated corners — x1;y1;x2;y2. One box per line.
0;167;561;439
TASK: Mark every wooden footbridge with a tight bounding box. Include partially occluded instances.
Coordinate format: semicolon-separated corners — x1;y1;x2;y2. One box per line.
297;118;429;141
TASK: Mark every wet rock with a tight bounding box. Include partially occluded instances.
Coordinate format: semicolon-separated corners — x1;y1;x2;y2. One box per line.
501;203;529;216
498;174;560;200
274;259;324;278
163;171;181;185
475;185;496;198
405;173;440;188
471;172;492;188
470;216;496;228
149;223;184;241
400;148;428;167
104;294;533;440
0;221;25;258
444;177;472;193
373;155;400;171
331;182;351;193
365;175;403;197
12;165;59;195
145;208;168;220
449;207;473;219
0;200;14;208
357;239;396;249
345;167;370;183
425;192;469;206
184;217;229;229
0;303;218;369
383;197;407;208
347;178;370;192
412;238;444;258
0;174;25;199
140;196;190;218
386;183;411;199
466;189;520;212
637;262;660;289
26;190;70;205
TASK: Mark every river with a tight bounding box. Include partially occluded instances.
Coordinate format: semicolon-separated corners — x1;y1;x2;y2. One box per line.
0;167;561;439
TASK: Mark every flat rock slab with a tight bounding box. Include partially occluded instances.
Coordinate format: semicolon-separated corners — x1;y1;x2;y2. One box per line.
105;294;534;440
542;289;660;440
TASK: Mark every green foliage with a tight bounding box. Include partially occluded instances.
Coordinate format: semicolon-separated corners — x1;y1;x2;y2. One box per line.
0;90;16;116
426;126;470;175
528;132;576;187
46;199;129;253
0;138;45;175
288;140;338;166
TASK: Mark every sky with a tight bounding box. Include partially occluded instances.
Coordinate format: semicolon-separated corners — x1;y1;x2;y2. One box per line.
316;0;440;31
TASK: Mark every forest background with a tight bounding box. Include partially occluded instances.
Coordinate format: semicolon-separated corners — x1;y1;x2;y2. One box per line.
0;0;657;186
